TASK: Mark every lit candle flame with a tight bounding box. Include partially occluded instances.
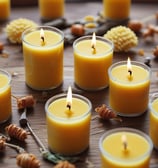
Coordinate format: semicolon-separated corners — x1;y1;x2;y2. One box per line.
40;28;45;45
91;32;96;54
66;86;72;110
122;134;128;150
127;57;132;76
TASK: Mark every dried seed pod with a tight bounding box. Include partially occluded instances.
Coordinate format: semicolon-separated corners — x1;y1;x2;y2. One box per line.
54;161;76;168
0;137;6;151
153;46;158;58
128;20;143;33
71;24;85;36
95;104;122;122
5;124;27;141
0;42;4;53
16;153;40;168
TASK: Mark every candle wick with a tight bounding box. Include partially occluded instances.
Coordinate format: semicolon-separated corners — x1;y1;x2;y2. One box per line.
66;103;71;110
41;36;45;46
128;69;132;76
92;45;96;54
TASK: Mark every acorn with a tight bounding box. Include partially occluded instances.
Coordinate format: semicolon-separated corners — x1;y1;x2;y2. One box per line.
71;24;85;36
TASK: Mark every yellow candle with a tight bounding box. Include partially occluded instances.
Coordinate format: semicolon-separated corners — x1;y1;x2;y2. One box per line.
73;35;113;90
0;69;11;123
0;0;10;21
38;0;64;21
108;60;150;116
45;90;92;155
22;26;64;90
149;93;158;149
99;128;153;168
103;0;131;20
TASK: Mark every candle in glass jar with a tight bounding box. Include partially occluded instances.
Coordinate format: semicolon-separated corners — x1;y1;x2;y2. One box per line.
103;0;131;20
99;128;153;168
149;93;158;149
22;26;64;90
73;33;113;90
0;69;12;123
38;0;64;21
0;0;10;21
45;87;92;155
108;58;151;116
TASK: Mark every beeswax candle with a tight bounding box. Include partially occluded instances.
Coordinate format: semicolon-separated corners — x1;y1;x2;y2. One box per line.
22;26;64;90
0;0;10;21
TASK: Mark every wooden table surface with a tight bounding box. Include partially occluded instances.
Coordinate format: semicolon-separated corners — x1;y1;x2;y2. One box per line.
0;2;158;168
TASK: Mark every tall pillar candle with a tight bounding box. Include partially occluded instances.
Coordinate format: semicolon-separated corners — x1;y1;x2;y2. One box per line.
38;0;64;21
45;87;92;155
103;0;131;20
149;93;158;149
99;128;153;168
0;69;12;123
22;26;64;90
0;0;10;21
108;59;151;117
73;34;113;91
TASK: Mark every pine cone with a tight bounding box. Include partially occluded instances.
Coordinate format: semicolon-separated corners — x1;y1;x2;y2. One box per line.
104;26;138;52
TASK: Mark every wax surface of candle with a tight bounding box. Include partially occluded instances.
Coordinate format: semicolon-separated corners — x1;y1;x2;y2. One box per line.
39;0;64;19
101;132;150;168
47;97;91;155
109;64;150;115
150;98;158;149
0;0;10;20
23;30;63;90
0;73;11;123
74;39;113;90
103;0;130;20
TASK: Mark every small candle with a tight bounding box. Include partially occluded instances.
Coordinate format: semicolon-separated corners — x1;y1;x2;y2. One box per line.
73;34;113;90
149;93;158;149
22;26;64;90
45;87;92;155
103;0;131;20
0;0;10;21
38;0;64;21
0;69;12;123
108;59;151;116
99;128;153;168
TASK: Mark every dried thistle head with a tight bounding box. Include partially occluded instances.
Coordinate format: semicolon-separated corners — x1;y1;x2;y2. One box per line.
6;18;38;44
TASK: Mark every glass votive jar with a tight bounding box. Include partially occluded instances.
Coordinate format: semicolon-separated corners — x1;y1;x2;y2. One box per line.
22;26;64;90
103;0;131;21
149;93;158;149
45;93;92;156
108;60;151;117
38;0;64;21
0;69;12;123
73;35;113;91
0;0;10;21
99;127;153;168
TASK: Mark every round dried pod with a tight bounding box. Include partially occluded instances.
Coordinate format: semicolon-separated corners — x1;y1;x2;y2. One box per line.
17;153;40;168
128;20;143;33
104;26;138;52
5;18;38;44
5;124;27;141
71;24;85;36
153;46;158;58
54;161;76;168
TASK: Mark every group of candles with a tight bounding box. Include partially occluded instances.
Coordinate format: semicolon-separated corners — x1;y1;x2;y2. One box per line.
1;0;158;168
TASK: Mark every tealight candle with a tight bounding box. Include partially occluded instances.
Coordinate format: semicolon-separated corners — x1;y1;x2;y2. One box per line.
45;86;92;155
38;0;64;21
22;26;64;90
99;128;153;168
0;0;10;21
0;69;12;123
108;58;151;116
149;93;158;149
73;33;113;90
103;0;131;20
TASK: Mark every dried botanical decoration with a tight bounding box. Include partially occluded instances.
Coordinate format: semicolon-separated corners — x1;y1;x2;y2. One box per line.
0;136;6;151
153;45;158;58
53;161;76;168
71;24;85;36
0;42;4;53
12;95;36;109
5;124;28;141
128;20;143;33
95;104;122;122
104;26;138;52
5;18;38;44
16;153;40;168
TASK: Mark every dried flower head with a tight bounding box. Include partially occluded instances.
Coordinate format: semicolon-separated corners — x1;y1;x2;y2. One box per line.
6;18;38;44
104;26;138;52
